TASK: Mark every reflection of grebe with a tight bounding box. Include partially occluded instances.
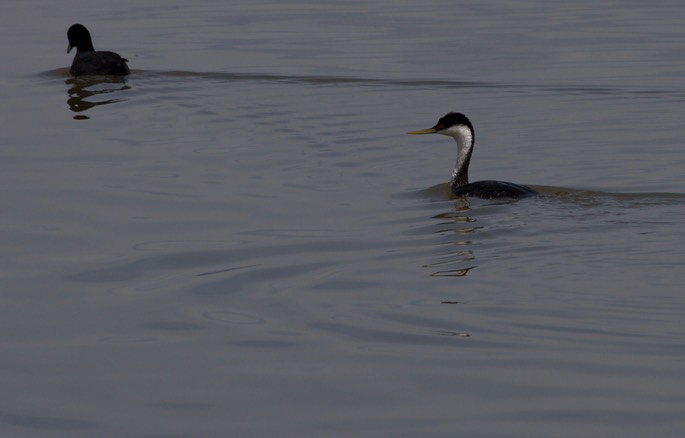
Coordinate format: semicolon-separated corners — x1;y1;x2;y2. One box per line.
67;24;129;76
408;113;539;199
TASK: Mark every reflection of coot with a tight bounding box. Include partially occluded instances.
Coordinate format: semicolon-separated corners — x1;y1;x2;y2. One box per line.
65;77;130;119
67;24;129;76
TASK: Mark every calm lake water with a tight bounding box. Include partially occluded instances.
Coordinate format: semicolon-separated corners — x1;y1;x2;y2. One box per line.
2;1;684;436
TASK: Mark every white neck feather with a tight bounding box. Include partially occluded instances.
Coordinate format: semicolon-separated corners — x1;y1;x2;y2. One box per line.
440;125;473;183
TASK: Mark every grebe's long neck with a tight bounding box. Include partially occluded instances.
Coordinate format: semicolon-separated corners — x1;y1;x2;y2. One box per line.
444;125;474;190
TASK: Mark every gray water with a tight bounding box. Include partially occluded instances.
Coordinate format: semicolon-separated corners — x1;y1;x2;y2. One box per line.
2;1;685;437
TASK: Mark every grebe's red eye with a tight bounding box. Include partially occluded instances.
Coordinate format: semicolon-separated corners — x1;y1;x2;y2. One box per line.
437;124;445;129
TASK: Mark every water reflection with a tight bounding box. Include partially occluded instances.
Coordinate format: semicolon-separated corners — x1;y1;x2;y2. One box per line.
426;207;480;277
65;76;130;119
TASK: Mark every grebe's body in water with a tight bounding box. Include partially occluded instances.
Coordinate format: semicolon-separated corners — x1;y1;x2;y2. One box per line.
408;112;538;199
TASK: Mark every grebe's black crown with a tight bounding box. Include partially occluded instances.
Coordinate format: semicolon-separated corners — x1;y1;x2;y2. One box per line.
433;112;473;133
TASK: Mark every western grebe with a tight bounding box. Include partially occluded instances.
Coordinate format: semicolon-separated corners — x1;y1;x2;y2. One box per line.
67;24;130;76
407;112;539;199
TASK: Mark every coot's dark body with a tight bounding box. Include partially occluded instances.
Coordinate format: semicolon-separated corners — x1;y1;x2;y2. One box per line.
67;24;129;76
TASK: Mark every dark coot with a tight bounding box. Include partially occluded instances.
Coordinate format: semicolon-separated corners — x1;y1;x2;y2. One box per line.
67;24;130;76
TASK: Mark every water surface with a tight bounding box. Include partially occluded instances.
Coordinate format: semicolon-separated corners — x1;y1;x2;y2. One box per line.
1;1;684;437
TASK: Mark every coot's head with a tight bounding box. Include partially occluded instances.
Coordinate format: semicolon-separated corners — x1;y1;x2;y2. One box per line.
67;24;95;53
